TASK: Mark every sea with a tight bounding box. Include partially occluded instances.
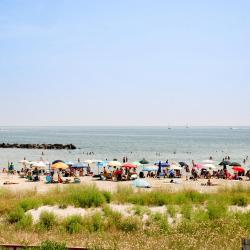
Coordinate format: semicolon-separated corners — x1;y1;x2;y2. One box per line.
0;126;250;170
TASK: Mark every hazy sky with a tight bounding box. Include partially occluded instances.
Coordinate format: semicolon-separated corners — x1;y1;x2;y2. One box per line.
0;0;250;126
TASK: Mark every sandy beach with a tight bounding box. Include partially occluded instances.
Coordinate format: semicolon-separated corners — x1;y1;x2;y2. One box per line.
1;173;249;193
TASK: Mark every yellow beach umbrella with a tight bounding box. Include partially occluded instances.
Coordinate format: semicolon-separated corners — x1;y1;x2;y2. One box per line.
52;162;69;170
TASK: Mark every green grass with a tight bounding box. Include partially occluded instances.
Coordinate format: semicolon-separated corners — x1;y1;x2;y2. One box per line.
63;215;84;234
0;185;250;249
39;211;57;230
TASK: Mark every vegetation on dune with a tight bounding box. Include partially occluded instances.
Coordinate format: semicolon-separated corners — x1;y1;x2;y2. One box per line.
0;184;249;249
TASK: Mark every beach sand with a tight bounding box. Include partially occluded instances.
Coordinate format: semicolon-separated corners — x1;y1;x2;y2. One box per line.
0;173;249;193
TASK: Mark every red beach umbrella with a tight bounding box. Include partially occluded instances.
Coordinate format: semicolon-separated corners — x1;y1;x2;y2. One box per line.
232;166;245;172
122;163;137;169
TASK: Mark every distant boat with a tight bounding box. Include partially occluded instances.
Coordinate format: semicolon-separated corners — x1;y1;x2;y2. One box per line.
185;124;189;129
168;125;171;130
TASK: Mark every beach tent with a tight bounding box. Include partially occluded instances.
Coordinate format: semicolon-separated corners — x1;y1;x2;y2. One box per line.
108;161;122;167
133;179;151;188
52;162;69;170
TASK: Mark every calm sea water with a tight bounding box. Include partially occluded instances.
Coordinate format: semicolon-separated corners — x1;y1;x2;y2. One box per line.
0;126;249;168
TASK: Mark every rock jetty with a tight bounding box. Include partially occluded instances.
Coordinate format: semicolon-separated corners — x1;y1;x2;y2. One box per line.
0;143;77;150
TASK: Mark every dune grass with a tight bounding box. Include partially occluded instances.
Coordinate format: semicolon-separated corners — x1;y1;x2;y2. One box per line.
0;184;249;249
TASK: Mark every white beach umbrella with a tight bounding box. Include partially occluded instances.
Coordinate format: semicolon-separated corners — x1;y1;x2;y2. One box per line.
84;160;93;164
202;163;216;170
202;160;215;164
18;160;29;164
108;161;122;167
31;161;47;168
169;164;182;170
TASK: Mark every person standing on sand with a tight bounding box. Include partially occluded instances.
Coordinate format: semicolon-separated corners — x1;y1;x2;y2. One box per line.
125;156;128;162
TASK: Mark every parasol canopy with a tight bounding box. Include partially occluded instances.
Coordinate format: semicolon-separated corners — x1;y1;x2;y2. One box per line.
232;166;245;172
122;163;137;169
229;162;241;167
52;162;69;170
108;161;121;167
142;165;158;172
72;163;88;168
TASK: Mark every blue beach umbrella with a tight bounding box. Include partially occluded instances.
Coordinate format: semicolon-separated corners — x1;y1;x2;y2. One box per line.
142;166;158;172
133;179;151;188
155;161;170;167
65;161;74;166
72;163;88;168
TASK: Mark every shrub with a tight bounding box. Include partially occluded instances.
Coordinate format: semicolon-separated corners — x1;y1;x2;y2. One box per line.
39;211;57;230
16;213;33;229
102;191;111;203
118;216;139;232
207;202;227;220
231;196;248;207
150;212;169;233
19;198;42;212
7;207;25;224
167;205;177;218
63;215;83;234
40;240;66;250
133;205;150;216
83;213;104;232
67;186;106;208
181;204;192;220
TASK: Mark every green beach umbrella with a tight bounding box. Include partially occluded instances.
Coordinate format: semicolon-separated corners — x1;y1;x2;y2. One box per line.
132;161;143;167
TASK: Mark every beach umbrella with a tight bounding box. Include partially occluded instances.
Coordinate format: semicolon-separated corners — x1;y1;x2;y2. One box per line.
52;162;69;170
155;161;170;167
72;163;88;168
179;162;188;167
108;161;121;167
202;160;215;164
18;160;29;164
219;160;231;166
84;160;93;164
169;164;182;170
194;163;203;169
142;165;158;172
31;161;47;168
65;161;74;166
132;161;143;167
97;161;108;167
202;164;216;170
229;162;241;167
139;159;149;164
133;179;151;188
122;163;137;169
52;160;64;165
232;166;245;172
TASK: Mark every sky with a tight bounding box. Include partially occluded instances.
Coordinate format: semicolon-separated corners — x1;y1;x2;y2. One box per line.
0;0;250;126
